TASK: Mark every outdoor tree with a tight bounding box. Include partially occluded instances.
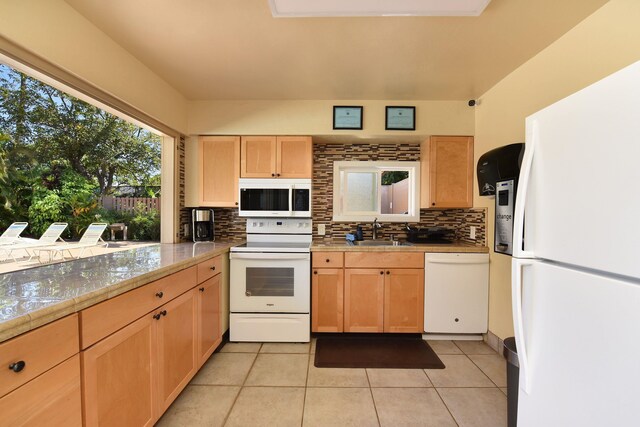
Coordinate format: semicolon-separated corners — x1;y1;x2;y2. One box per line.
0;64;161;238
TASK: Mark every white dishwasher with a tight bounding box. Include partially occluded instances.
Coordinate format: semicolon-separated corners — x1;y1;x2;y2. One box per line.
424;253;489;334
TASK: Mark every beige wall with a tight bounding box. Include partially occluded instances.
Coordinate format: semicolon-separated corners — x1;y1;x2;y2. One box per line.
475;0;640;339
0;0;187;133
188;100;474;138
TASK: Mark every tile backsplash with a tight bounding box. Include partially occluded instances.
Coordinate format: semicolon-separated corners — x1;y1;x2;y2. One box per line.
181;141;486;245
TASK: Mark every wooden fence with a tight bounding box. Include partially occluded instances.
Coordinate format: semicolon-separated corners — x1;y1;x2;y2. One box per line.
100;196;161;213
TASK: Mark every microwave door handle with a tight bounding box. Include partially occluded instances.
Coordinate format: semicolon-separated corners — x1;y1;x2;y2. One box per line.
289;187;294;215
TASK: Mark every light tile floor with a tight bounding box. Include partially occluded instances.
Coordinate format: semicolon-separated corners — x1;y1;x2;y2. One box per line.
157;339;507;427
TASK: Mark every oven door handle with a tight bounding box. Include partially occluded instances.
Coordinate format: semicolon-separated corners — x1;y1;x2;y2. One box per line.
230;253;310;260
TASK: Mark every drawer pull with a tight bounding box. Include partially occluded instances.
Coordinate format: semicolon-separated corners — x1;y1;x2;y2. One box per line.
9;361;26;373
210;266;216;271
325;259;330;263
153;313;162;320
386;271;390;275
155;291;164;298
313;271;318;275
379;271;384;275
161;310;167;317
199;287;205;292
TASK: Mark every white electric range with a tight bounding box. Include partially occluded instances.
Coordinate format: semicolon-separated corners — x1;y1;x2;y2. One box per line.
229;218;312;342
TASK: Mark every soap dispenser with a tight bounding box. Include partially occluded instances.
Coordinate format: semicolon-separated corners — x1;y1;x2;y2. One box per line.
355;225;364;241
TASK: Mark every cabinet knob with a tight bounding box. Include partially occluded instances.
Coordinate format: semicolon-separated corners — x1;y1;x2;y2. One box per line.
271;173;276;177
199;287;205;292
8;361;25;373
325;259;330;263
161;310;167;317
432;202;436;206
210;266;216;271
386;271;390;275
235;202;238;206
313;271;318;275
276;173;281;177
153;313;162;320
155;291;164;298
379;271;384;275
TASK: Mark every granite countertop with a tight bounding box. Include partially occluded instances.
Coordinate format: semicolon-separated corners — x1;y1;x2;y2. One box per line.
311;241;489;253
0;241;239;343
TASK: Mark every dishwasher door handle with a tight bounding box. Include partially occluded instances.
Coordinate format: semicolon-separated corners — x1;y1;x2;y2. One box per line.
426;259;489;265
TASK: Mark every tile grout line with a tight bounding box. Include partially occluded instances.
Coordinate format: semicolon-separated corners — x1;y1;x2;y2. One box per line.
365;368;382;427
465;354;503;389
221;344;262;427
433;386;461;427
300;346;312;427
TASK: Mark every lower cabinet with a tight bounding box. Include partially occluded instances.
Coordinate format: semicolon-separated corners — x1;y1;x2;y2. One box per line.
196;275;221;368
0;354;82;427
81;255;224;426
313;251;425;334
384;269;424;333
156;289;198;414
82;311;157;426
312;268;344;332
344;269;385;332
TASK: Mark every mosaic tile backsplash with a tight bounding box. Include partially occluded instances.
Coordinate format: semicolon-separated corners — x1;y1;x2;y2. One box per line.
182;141;485;245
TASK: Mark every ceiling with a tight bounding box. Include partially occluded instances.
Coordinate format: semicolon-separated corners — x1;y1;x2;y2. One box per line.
65;0;608;101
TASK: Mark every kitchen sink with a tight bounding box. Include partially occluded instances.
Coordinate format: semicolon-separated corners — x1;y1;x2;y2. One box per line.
351;240;412;247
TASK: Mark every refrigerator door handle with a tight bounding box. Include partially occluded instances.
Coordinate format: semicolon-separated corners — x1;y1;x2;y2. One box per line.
512;258;533;394
512;120;536;258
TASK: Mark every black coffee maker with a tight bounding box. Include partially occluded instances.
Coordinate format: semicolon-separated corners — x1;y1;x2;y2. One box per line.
192;208;214;242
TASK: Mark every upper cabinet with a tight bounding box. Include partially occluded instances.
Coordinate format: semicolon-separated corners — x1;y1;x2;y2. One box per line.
199;136;240;207
241;136;312;178
420;136;474;209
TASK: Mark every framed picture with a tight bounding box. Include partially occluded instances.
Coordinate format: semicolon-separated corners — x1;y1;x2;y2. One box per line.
333;106;363;130
385;106;415;131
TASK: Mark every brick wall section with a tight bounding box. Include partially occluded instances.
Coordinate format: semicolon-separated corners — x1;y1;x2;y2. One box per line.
182;141;486;245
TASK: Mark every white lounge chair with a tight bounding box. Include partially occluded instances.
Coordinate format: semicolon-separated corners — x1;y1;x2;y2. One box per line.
0;222;68;262
0;222;29;245
36;223;109;262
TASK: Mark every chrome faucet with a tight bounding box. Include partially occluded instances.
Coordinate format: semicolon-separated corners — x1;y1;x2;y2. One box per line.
372;218;383;240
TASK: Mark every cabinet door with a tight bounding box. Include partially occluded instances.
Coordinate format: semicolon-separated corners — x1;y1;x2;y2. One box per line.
421;136;474;208
156;289;197;415
82;315;156;427
199;136;240;207
0;354;82;427
277;136;312;178
197;275;221;368
384;269;424;333
344;269;384;332
312;268;344;332
241;136;277;177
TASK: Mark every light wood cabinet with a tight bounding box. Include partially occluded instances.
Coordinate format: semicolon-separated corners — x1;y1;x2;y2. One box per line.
81;255;223;425
82;313;156;427
314;251;425;334
199;135;240;207
0;354;82;427
421;136;474;208
312;268;344;332
344;269;385;333
241;136;312;178
384;268;425;333
196;275;221;368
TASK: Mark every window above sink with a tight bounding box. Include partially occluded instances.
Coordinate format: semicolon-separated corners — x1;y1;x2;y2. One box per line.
332;161;421;222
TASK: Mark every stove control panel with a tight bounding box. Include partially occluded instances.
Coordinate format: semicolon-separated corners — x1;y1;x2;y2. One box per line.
246;218;312;234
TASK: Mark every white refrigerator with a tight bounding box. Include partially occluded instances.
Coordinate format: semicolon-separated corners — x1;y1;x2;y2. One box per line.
512;60;640;426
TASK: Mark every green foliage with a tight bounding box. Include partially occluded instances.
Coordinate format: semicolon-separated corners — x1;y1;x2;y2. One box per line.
0;63;162;239
28;190;66;236
381;171;409;185
98;204;160;241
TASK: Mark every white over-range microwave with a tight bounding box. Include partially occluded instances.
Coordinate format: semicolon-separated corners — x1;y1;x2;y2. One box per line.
238;178;312;217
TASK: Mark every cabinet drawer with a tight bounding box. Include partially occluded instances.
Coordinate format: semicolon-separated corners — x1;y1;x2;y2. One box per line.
344;252;424;268
312;252;344;268
197;255;222;283
0;314;79;398
0;354;82;427
80;267;197;349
